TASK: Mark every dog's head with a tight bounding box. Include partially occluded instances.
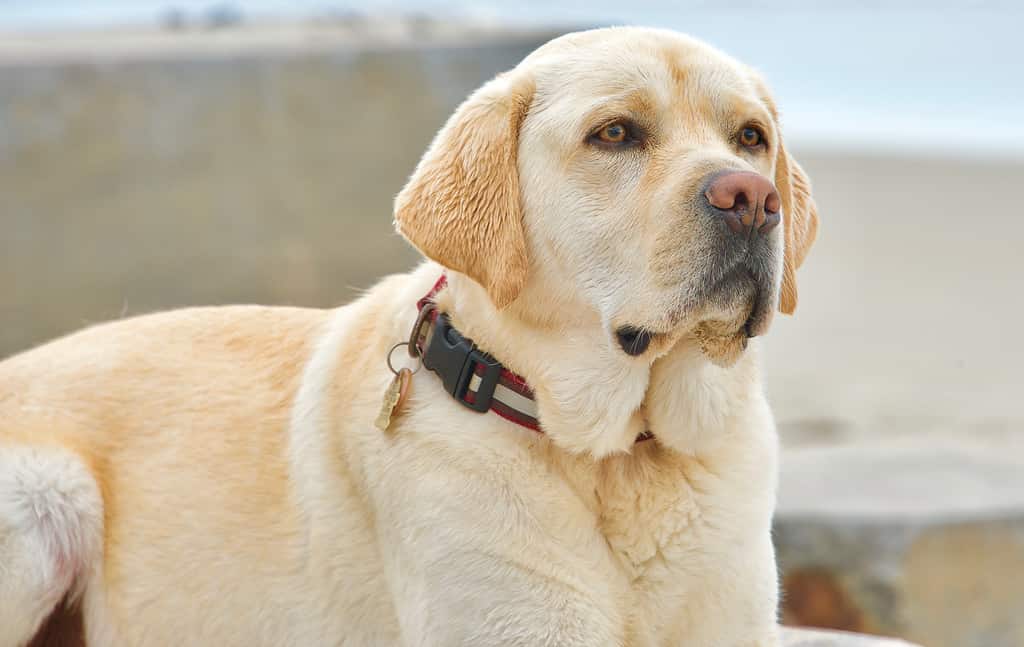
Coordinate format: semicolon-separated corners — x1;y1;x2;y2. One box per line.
396;27;818;365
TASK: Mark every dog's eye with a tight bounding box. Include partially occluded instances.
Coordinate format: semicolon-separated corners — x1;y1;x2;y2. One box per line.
738;126;764;148
588;120;642;148
598;122;628;144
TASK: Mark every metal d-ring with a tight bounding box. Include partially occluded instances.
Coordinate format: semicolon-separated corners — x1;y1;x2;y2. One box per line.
386;342;422;377
408;302;436;358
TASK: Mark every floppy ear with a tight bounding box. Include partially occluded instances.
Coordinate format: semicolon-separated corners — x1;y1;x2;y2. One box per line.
394;72;534;309
773;138;819;314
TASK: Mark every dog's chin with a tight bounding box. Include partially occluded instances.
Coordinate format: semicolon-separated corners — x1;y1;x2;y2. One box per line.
693;317;750;367
613;270;776;363
690;276;775;367
614;301;757;366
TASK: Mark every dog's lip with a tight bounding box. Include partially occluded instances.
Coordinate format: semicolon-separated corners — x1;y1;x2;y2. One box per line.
743;311;762;338
615;325;656;356
672;265;774;337
740;269;774;338
614;265;775;352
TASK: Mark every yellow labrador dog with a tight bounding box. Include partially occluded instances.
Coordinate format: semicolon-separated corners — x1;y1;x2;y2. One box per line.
0;27;817;647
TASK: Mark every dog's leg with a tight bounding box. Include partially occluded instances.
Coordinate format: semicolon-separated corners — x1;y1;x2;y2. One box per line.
704;531;783;647
370;454;628;647
0;446;102;647
388;552;627;647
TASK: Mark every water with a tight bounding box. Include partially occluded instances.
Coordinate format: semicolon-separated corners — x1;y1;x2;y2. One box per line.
1;1;1022;157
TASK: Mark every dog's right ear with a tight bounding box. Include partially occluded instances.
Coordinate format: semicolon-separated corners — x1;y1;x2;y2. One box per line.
394;72;534;309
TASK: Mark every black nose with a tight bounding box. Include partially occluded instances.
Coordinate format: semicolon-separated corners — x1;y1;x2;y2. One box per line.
704;171;781;236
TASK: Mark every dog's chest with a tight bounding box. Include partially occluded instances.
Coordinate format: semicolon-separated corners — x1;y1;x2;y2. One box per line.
594;453;714;580
587;455;727;646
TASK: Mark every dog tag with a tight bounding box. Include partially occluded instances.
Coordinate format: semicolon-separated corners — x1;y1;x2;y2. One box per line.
375;368;412;431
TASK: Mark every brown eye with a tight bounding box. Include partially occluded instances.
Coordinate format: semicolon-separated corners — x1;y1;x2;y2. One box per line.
739;126;763;148
597;122;628;144
589;119;645;149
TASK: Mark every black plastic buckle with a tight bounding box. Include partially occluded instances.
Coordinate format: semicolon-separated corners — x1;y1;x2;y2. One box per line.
421;313;503;413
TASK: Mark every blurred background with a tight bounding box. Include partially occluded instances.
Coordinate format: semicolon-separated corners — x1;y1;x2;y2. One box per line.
1;2;1022;646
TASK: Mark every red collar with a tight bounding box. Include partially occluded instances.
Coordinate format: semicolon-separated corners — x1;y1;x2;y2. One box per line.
411;275;654;443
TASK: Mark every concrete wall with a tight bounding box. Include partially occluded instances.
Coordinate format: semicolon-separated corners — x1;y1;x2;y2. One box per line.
0;25;558;358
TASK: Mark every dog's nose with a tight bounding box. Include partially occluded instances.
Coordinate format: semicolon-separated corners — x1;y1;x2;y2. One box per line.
704;171;781;236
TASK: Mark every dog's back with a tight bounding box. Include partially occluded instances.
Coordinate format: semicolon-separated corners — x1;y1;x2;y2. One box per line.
0;306;327;647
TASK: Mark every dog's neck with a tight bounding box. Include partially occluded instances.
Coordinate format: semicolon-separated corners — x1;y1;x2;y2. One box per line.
423;264;764;458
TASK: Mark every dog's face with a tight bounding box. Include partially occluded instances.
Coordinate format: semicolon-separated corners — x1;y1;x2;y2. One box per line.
396;27;818;365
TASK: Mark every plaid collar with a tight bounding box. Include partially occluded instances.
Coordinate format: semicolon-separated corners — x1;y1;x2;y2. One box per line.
411;275;654;443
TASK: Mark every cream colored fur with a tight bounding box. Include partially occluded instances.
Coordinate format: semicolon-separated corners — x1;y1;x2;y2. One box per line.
0;27;817;647
0;447;102;642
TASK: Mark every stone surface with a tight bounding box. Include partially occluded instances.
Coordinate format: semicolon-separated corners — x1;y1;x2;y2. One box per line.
781;627;921;647
778;444;1024;523
0;19;556;64
776;443;1024;647
0;22;563;359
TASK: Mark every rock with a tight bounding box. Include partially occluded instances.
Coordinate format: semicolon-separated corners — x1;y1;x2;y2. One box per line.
775;443;1024;647
781;627;921;647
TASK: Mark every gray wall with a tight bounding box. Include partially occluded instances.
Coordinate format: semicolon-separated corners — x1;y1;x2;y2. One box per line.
0;33;556;357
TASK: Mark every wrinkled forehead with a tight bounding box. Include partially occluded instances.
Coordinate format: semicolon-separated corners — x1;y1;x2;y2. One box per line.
522;28;773;133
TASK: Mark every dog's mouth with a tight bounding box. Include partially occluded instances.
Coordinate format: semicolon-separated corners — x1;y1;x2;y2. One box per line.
690;265;776;364
740;273;775;338
613;265;775;362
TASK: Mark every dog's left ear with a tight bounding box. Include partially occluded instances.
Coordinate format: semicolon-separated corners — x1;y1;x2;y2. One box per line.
394;72;534;309
756;80;819;315
773;131;820;315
